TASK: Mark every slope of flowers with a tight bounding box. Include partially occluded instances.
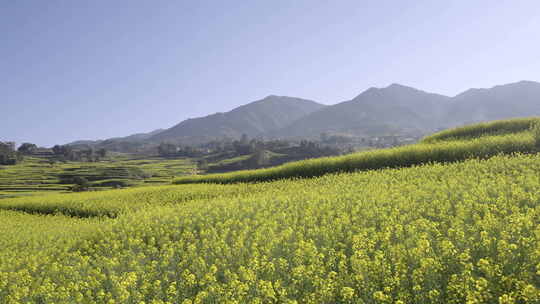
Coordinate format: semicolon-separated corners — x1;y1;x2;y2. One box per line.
1;154;540;303
173;130;534;184
0;183;247;218
421;117;539;143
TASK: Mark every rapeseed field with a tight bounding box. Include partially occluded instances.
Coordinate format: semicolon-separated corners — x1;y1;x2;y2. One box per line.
1;152;539;303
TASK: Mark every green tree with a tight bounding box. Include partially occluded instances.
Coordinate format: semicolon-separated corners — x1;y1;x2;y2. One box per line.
70;176;90;192
246;149;270;168
197;159;209;171
17;143;37;154
240;133;249;145
158;142;178;156
531;121;540;149
97;148;107;159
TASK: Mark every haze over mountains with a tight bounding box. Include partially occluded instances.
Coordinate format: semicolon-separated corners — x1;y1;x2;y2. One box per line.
446;80;540;123
274;84;451;138
151;96;324;144
70;81;540;149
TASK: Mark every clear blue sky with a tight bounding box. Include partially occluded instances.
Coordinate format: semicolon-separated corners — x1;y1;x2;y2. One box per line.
2;1;540;147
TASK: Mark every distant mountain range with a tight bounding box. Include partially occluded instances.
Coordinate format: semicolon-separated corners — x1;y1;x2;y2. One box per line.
446;80;540;123
68;129;165;151
69;80;540;150
150;95;324;145
274;84;451;138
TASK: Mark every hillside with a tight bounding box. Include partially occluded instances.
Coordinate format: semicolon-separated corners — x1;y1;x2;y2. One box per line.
68;129;165;152
174;117;540;184
275;81;540;139
275;84;451;138
2;152;540;302
69;129;164;147
2;119;540;302
150;95;325;144
0;156;195;199
446;80;540;124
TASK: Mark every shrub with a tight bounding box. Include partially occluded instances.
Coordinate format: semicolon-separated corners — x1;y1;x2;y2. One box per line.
70;176;90;192
531;121;540;149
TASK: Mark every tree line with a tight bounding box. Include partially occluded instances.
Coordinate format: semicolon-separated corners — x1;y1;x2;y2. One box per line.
0;142;20;165
51;145;107;162
0;141;109;166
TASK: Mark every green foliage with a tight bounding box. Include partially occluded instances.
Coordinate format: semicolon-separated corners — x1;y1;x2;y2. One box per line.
0;142;20;165
17;143;37;154
197;159;209;171
246;149;271;167
70;176;89;192
157;142;178;156
0;156;195;198
173;117;540;185
421;117;540;143
174;130;534;184
90;179;134;188
1;154;540;302
530;121;540;148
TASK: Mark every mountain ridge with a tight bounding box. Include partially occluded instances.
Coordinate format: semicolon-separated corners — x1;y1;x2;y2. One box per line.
149;95;325;144
67;80;540;149
273;83;451;138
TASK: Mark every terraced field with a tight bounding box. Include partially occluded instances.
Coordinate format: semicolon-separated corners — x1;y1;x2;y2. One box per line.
0;156;195;198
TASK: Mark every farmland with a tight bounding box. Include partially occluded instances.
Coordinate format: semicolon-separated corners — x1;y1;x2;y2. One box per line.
1;119;540;303
0;156;195;199
174;117;540;184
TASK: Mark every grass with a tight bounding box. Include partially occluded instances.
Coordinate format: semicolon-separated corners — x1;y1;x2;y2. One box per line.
205;151;287;172
0;183;248;218
421;117;540;143
174;118;540;184
531;120;540;148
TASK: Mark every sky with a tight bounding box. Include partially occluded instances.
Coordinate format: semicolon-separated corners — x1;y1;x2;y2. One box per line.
2;0;540;147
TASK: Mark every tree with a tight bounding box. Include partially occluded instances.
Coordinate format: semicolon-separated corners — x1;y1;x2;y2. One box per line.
52;145;64;155
233;140;253;155
97;148;107;159
246;149;270;168
0;153;8;165
70;176;90;192
240;134;249;145
52;145;73;160
83;148;95;162
158;143;177;156
320;132;329;143
1;142;22;165
17;143;37;154
197;159;209;171
532;121;540;149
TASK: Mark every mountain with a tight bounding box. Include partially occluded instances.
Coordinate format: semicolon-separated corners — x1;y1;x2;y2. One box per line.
150;95;325;144
65;80;540;150
274;84;451;138
113;129;165;142
68;129;164;151
446;80;540;125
